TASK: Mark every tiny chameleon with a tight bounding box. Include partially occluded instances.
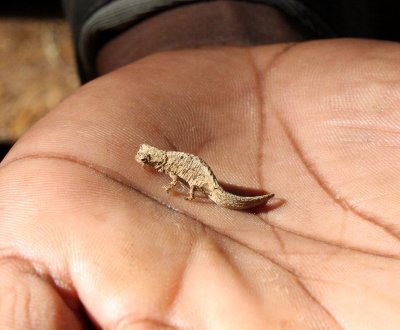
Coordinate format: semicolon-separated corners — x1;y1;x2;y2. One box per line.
135;144;274;210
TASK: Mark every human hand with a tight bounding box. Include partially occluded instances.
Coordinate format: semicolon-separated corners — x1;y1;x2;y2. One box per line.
1;39;400;329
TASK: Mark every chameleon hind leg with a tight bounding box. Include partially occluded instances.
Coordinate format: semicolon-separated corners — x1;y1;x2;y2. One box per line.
185;185;197;200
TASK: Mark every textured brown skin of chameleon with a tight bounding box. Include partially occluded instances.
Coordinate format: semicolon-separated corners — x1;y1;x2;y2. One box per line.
135;144;274;210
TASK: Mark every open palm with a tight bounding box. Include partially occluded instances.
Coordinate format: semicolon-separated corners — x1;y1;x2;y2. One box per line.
1;39;400;329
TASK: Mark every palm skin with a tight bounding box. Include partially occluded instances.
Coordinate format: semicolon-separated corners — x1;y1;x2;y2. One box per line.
1;39;400;329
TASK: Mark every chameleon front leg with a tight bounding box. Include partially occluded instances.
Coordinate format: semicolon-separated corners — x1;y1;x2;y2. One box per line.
165;173;178;193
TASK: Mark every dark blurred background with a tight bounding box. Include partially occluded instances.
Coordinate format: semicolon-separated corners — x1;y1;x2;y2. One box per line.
302;0;400;42
0;0;63;17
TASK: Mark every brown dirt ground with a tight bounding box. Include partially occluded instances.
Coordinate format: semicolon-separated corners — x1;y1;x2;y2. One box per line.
0;18;79;141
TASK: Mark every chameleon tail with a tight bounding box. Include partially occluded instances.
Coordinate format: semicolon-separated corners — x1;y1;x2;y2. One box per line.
209;187;274;210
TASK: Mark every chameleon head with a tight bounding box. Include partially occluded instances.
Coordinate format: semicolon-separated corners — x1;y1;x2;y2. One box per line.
135;144;166;167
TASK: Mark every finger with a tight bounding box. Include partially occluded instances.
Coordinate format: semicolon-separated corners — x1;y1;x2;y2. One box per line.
0;258;85;330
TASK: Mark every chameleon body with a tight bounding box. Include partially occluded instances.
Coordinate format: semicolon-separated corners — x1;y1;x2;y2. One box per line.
135;144;274;210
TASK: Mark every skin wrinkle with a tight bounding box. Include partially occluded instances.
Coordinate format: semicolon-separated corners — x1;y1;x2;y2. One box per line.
163;227;200;326
247;43;298;187
332;122;400;136
256;212;400;260
26;277;34;329
0;153;138;196
298;273;400;309
150;122;178;152
190;137;217;157
114;315;177;330
213;235;276;307
246;44;298;257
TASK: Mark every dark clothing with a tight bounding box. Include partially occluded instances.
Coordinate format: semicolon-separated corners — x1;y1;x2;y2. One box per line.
61;0;399;82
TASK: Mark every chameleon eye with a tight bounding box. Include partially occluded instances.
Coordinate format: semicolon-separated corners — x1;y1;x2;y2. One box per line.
140;155;149;163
